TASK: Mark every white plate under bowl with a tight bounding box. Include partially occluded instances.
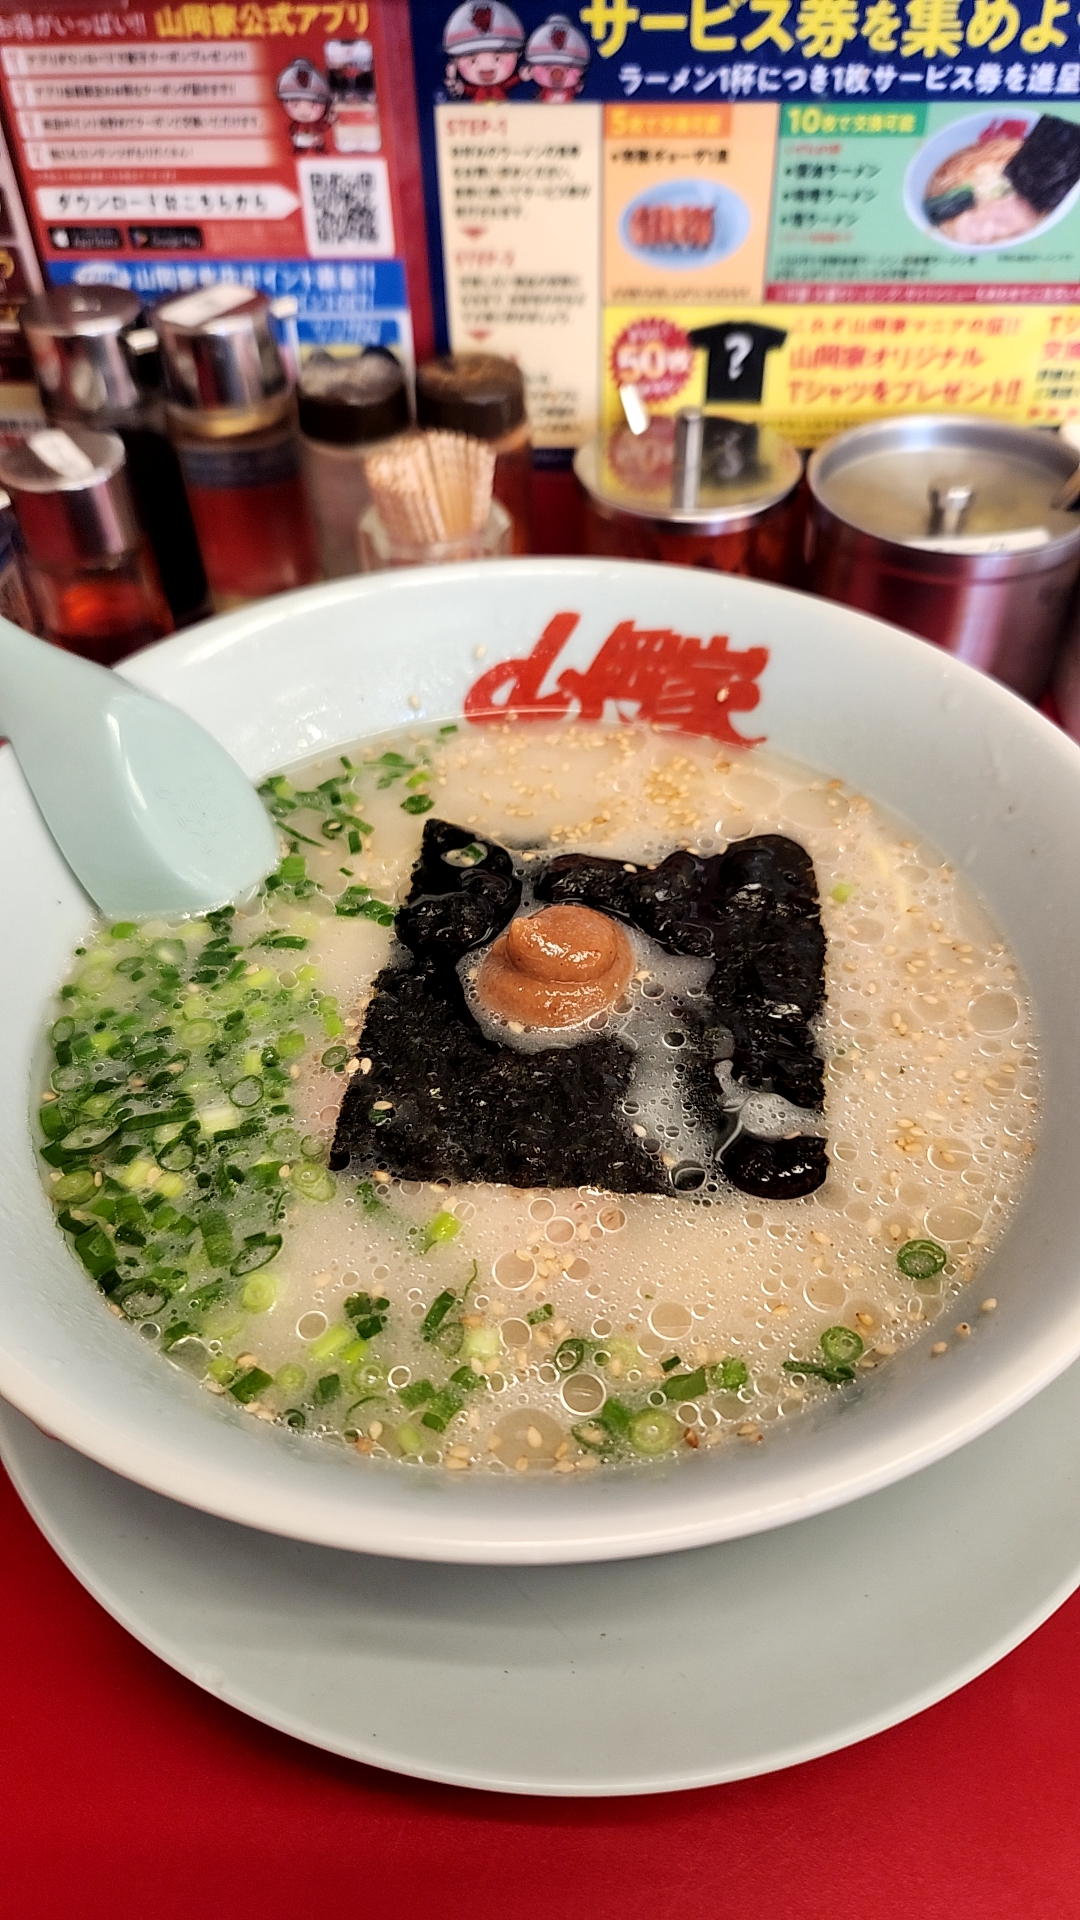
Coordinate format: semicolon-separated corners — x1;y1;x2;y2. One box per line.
5;1359;1080;1795
3;561;1080;1564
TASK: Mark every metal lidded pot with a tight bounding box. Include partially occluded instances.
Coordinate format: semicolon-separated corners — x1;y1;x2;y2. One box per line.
806;415;1080;700
574;409;804;582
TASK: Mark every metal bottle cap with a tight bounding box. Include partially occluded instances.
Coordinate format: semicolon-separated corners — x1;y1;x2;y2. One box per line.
416;352;526;440
153;284;289;428
808;415;1080;555
20;284;145;419
298;346;410;446
0;425;141;566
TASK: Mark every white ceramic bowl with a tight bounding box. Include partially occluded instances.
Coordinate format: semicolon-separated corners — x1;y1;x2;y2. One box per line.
3;559;1080;1564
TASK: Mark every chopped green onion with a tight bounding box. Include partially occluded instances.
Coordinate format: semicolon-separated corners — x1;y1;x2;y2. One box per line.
711;1357;749;1392
628;1409;680;1456
421;1387;463;1432
398;1378;435;1409
421;1288;456;1341
555;1338;586;1373
313;1372;341;1405
820;1325;865;1367
51;1169;96;1205
400;794;434;815
896;1239;948;1281
289;1164;335;1202
343;1291;389;1339
527;1303;554;1325
230;1366;272;1404
659;1366;709;1401
420;1209;461;1252
598;1397;633;1438
241;1274;277;1313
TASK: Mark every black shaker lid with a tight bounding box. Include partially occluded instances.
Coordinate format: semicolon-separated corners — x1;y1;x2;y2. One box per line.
297;346;410;445
415;352;526;440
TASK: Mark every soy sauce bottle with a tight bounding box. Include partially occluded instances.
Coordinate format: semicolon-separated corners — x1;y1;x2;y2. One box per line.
153;284;318;610
0;425;173;663
20;285;211;629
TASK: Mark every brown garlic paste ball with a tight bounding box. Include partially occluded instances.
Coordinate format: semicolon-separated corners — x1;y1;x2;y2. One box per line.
476;904;634;1030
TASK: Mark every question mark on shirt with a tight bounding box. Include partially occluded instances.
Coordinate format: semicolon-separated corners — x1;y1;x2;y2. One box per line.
725;331;753;384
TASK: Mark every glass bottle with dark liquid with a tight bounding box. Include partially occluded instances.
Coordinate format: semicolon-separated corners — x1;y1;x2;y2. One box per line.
19;284;211;629
0;425;173;663
153;283;318;610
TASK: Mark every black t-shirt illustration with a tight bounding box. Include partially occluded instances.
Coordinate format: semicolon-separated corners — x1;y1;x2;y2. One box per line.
687;322;788;405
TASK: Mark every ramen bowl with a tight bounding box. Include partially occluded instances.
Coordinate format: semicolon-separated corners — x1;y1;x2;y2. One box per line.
1;559;1079;1564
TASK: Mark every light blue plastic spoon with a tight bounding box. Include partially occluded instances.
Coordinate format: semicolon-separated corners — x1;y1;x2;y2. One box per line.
0;615;278;920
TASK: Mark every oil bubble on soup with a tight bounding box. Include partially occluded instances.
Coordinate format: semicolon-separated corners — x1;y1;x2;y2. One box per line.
36;720;1039;1474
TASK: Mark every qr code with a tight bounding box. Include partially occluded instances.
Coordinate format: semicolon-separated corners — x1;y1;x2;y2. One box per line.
298;156;394;259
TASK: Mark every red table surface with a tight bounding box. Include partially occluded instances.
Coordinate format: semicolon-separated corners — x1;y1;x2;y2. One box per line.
3;1454;1080;1919
7;473;1080;1915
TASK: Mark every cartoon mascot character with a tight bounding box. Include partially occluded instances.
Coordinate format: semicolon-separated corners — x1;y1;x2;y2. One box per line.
521;13;590;102
275;58;333;152
443;2;525;101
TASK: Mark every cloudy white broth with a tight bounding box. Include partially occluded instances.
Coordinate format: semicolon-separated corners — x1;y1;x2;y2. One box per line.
37;721;1039;1472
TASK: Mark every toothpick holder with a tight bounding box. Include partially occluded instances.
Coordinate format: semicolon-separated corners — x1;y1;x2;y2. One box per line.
357;498;512;572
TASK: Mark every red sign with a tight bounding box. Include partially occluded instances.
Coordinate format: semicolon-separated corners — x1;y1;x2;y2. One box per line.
464;611;769;747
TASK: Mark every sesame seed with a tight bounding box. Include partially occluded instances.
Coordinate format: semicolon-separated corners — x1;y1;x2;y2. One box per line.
981;1297;997;1313
931;1342;948;1356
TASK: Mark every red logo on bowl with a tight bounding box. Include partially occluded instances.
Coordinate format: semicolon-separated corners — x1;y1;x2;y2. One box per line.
464;611;768;746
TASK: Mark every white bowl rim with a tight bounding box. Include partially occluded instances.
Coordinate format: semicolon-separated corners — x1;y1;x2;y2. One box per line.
3;556;1080;1565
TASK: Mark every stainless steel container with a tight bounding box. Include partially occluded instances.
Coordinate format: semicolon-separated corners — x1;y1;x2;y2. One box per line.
806;415;1080;700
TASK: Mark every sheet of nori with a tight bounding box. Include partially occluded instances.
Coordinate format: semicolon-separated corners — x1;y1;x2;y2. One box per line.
1004;114;1080;214
331;819;828;1199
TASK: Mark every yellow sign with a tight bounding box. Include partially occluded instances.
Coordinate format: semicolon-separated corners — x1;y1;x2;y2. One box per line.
603;301;1080;444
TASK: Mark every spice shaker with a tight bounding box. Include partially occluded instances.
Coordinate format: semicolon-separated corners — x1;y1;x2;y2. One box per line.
0;425;173;663
415;352;532;553
153;284;318;609
574;412;803;582
806;415;1080;701
19;284;211;629
297;347;410;578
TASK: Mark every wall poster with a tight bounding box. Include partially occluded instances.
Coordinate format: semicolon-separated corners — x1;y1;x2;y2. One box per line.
0;0;434;371
409;0;1080;449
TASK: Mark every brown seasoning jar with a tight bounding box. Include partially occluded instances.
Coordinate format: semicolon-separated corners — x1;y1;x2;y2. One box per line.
415;352;532;553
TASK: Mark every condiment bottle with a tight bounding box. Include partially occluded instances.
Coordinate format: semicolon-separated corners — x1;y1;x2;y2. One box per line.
0;425;173;663
297;347;410;578
153;284;318;609
19;285;211;629
415;352;532;553
0;488;38;633
574;412;803;583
